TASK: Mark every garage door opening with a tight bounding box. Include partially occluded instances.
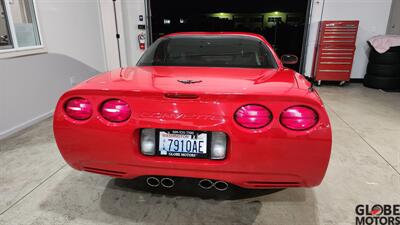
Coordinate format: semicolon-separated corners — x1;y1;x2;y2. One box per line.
146;0;311;72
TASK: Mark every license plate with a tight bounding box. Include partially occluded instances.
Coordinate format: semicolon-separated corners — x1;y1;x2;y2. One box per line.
157;130;209;158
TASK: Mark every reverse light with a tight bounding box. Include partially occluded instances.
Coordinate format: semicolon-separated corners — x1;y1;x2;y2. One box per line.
65;98;92;120
100;99;131;122
141;129;156;155
280;106;318;131
211;132;227;160
234;105;272;129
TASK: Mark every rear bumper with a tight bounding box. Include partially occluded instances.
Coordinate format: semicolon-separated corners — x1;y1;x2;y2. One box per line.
54;123;331;189
78;161;309;189
54;90;332;189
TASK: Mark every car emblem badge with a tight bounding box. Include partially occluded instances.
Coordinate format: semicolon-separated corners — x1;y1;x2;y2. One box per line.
178;80;202;84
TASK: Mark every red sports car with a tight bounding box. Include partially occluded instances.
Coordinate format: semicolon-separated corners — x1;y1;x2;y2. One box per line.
54;32;331;191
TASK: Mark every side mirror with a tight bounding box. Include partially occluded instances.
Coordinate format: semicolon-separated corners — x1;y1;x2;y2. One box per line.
281;54;299;65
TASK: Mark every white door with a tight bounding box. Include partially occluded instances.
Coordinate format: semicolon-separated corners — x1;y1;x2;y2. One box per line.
387;0;400;34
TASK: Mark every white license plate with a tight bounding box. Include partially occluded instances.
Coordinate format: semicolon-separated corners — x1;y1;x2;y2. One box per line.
158;130;208;158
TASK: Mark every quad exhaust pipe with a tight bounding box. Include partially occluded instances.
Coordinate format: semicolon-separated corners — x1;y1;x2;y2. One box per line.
146;177;175;188
198;179;229;191
160;178;175;188
146;177;160;187
214;181;229;191
146;177;228;191
198;179;214;190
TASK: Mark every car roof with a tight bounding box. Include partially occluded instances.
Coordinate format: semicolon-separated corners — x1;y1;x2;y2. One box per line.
162;32;265;40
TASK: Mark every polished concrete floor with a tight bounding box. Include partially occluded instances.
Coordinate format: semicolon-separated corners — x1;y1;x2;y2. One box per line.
0;84;399;225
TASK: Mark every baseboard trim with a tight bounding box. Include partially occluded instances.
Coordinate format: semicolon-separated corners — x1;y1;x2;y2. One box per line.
0;111;54;140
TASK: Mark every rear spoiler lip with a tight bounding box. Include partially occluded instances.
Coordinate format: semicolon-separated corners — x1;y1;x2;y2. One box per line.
58;88;323;108
61;87;306;97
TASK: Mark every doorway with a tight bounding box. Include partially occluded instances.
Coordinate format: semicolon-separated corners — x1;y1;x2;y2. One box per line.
146;0;312;72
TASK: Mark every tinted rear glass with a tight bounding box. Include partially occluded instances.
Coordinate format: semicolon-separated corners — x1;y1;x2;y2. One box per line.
137;36;277;69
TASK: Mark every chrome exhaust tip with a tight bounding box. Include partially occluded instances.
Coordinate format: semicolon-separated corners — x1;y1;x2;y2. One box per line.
198;179;214;190
214;181;229;191
146;177;160;187
160;177;175;188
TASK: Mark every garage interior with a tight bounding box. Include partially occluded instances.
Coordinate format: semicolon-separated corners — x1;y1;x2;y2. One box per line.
1;0;400;225
148;0;309;71
1;86;399;225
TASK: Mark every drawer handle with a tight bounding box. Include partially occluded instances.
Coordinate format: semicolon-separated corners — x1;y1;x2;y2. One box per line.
319;69;350;73
324;29;357;33
322;48;353;51
323;40;354;43
325;28;357;30
322;52;353;55
321;56;353;59
325;32;356;35
324;36;356;38
320;62;352;65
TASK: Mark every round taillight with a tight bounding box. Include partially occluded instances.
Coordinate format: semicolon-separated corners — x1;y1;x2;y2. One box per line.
100;99;131;122
234;105;272;129
280;106;318;131
64;98;93;120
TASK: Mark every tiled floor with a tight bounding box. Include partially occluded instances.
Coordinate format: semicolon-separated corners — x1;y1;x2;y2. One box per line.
0;84;399;225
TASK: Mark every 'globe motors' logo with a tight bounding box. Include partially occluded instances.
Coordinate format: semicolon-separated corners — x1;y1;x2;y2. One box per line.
356;204;400;225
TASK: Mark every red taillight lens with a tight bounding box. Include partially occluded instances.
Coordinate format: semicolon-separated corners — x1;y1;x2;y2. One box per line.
234;105;272;129
64;98;92;120
280;106;318;131
100;99;131;122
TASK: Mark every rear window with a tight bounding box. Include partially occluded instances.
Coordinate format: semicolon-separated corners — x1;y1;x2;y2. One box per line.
137;35;278;69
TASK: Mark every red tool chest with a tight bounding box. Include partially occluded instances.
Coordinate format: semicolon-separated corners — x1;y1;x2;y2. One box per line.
312;20;359;85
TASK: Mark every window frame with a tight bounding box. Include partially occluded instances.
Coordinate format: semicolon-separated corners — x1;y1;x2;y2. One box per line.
0;0;46;58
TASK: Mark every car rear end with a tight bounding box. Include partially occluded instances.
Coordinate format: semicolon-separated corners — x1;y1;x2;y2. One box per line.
53;86;331;189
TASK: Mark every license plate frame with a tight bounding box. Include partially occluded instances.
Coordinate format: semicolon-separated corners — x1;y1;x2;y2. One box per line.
155;129;211;159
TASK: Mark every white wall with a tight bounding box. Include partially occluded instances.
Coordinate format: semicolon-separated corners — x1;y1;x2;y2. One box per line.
0;0;107;139
36;0;107;72
387;0;400;34
304;0;393;79
0;54;99;139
